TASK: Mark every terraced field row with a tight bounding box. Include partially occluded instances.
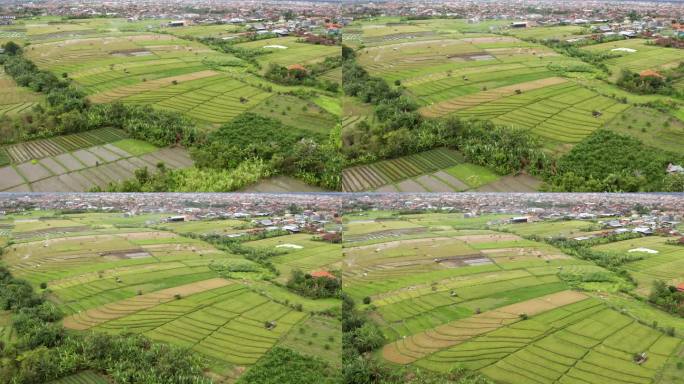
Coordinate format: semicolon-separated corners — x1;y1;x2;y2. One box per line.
408;65;556;105
420;77;568;117
452;82;629;144
0;128;128;165
382;290;590;364
415;298;682;384
120;73;271;124
341;148;465;192
82;282;307;366
0;145;193;192
0;68;42;118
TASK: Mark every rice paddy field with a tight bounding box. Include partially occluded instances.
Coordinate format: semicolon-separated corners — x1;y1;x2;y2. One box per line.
342;19;684;192
1;17;341;191
0;128;193;192
581;39;684;80
16;24;340;129
592;236;684;296
343;212;684;384
505;25;589;41
341;148;541;193
0;68;42;116
0;211;341;381
232;36;340;72
354;32;628;149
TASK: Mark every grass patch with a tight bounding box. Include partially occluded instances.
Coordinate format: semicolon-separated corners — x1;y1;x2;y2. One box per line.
111;139;158;156
445;163;499;188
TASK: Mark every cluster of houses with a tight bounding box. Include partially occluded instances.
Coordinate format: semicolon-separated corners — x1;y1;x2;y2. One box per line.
506;211;682;241
160;209;337;239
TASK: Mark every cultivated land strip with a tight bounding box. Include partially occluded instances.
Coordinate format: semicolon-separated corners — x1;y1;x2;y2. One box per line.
381;290;587;364
62;277;233;330
419;77;568;117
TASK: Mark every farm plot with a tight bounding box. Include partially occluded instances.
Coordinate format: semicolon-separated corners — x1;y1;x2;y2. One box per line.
592;236;684;295
506;25;589;41
278;315;342;366
117;72;272;124
582;39;683;77
0;68;42;119
604;106;684;156
499;219;602;238
0;128;128;164
24;34;238;95
342;148;469;192
0;144;193;192
415;298;681;384
248;234;342;282
0;210;340;379
345;211;684;384
382;290;589;364
2;227;222;295
81;282;307;366
450;82;629;146
233;37;340;71
248;94;339;135
345;230;584;340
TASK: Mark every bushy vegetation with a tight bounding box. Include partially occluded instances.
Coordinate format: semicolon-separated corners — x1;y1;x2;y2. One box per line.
265;56;340;92
648;280;684;317
0;266;210;384
191;113;341;189
458;122;548;175
544;130;684;192
286;270;341;299
530;38;620;73
616;68;681;96
95;159;273;192
236;347;341;384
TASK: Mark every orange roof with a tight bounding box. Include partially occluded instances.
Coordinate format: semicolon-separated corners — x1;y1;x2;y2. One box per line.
287;64;306;71
311;270;335;279
639;69;664;79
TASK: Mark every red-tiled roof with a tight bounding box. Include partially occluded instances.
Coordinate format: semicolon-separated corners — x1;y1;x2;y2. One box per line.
639;69;664;79
287;64;306;71
311;270;335;279
677;283;684;292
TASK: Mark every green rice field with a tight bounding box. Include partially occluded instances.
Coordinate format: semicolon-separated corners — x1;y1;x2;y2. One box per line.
0;210;341;380
344;211;684;384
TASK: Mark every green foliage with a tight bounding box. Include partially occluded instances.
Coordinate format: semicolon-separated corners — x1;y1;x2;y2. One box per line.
191;113;340;189
286;270;341;299
97;159;273;192
546;130;684;192
649;280;684;317
236;347;341;384
2;41;22;56
616;69;680;96
458;122;548;175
